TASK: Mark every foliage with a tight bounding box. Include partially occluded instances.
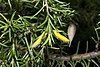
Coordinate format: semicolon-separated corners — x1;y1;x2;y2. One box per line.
0;0;100;67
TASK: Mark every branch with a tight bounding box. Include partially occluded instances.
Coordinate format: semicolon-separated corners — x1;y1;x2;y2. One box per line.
49;51;100;61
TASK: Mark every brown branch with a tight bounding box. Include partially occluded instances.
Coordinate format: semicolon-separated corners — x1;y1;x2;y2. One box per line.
49;51;100;61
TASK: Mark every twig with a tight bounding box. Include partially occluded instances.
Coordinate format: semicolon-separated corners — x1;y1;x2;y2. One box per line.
49;51;100;61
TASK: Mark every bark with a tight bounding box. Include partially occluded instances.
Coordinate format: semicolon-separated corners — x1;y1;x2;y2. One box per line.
49;51;100;61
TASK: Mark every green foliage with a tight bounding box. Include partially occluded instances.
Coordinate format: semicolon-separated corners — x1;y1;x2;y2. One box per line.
0;0;100;67
0;0;75;66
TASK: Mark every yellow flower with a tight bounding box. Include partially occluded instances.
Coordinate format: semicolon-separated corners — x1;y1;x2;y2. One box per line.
53;30;70;43
32;32;45;48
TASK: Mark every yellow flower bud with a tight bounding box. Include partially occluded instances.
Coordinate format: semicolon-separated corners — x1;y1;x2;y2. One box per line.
32;32;45;48
53;30;70;43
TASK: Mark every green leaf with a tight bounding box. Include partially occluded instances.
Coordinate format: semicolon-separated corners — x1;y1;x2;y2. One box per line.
8;0;12;9
9;28;11;42
0;13;9;23
0;43;8;47
10;11;16;22
42;38;49;46
0;30;9;39
91;59;99;67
